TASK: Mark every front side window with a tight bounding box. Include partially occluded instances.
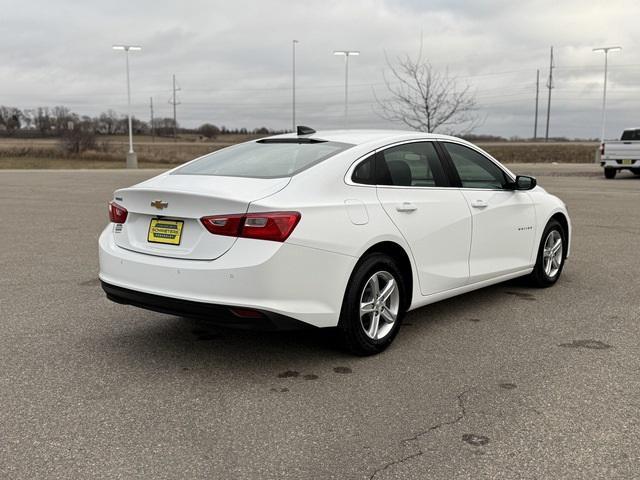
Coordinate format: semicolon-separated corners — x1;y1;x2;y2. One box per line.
443;142;509;189
376;142;448;187
174;140;353;179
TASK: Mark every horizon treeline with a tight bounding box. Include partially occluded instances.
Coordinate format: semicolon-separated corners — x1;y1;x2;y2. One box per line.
0;105;287;139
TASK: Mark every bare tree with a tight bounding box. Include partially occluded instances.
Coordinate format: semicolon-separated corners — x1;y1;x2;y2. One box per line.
59;119;96;154
375;43;480;134
198;123;220;139
98;110;120;135
0;106;23;135
34;107;52;135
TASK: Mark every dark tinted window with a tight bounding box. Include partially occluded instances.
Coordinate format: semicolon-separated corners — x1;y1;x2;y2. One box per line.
443;142;509;189
174;140;353;178
376;142;448;187
621;129;640;141
351;156;375;185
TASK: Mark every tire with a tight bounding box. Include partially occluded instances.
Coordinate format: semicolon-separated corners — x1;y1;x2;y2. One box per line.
604;168;617;179
338;253;406;355
527;219;566;288
632;169;640;176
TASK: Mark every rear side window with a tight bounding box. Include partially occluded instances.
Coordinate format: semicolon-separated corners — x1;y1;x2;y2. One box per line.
377;142;448;187
442;142;509;189
352;156;375;184
174;140;353;178
621;129;640;141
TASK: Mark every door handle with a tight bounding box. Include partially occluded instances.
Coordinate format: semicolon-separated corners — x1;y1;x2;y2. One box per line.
470;199;489;208
396;202;417;213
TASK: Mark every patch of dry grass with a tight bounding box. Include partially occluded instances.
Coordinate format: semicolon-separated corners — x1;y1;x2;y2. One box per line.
0;135;599;169
479;142;599;163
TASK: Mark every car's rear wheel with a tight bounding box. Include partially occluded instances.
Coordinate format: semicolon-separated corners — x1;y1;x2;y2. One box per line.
604;168;617;179
338;253;405;355
528;219;566;287
632;168;640;176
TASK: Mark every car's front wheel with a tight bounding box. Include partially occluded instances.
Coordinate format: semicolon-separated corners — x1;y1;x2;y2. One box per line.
528;219;566;287
338;253;406;355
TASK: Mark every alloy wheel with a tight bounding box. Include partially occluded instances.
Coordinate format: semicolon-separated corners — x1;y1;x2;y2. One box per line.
359;271;400;340
543;230;563;278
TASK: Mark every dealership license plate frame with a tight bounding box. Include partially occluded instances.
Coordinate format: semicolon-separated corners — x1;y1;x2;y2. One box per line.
147;218;184;245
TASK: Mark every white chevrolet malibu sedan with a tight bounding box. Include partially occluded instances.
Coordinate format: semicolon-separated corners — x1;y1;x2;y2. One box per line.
99;128;570;355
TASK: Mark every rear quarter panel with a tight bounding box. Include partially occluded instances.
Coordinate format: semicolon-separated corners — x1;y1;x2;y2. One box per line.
247;146;422;312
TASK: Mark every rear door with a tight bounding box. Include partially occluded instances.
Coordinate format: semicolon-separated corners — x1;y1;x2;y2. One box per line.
440;141;536;283
374;141;472;295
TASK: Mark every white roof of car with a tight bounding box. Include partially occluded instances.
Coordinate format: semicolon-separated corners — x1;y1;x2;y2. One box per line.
267;129;448;146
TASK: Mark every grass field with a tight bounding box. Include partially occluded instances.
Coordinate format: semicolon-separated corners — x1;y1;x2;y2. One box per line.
0;135;599;169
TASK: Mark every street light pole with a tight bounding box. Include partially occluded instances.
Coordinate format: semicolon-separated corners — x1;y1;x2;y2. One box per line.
333;50;359;129
593;46;622;143
112;44;142;168
292;40;299;132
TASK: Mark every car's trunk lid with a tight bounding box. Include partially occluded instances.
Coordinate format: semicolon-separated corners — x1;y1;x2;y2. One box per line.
111;174;290;260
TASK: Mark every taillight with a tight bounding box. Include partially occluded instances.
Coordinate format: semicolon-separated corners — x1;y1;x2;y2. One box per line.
242;212;301;241
108;201;128;223
201;211;301;242
200;214;244;237
600;143;605;155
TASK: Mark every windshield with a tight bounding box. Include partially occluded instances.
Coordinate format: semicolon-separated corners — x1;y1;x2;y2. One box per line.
173;140;354;178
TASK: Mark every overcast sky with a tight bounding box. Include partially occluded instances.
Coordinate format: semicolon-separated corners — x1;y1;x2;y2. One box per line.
1;0;638;138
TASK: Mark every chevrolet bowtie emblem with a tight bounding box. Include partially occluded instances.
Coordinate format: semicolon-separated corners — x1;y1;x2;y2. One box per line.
151;200;169;210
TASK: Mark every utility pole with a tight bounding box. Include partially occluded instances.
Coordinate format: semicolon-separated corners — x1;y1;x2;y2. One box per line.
169;74;181;142
545;46;554;142
292;40;299;132
593;46;622;142
149;97;155;143
533;69;540;140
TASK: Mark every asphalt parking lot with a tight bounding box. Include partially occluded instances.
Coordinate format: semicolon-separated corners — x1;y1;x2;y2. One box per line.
1;164;639;479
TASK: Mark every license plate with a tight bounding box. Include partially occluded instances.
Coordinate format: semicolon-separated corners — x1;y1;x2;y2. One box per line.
148;219;184;245
622;159;633;165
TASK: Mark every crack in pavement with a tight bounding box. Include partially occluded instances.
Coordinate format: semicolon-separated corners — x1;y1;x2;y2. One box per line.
369;387;474;480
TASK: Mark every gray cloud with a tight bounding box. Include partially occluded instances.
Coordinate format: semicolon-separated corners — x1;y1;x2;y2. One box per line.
1;0;638;138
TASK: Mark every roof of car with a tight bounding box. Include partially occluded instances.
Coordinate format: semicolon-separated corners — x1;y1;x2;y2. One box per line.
263;129;446;146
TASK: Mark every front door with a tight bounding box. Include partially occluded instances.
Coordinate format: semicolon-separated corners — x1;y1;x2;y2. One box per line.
440;141;537;283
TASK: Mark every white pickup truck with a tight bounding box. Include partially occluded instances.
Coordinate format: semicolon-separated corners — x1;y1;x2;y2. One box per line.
600;128;640;179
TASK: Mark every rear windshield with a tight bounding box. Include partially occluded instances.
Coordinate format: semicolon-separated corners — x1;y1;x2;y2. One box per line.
173;140;353;178
621;129;640;141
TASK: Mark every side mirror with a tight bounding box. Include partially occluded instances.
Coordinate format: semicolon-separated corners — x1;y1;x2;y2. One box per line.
510;175;537;190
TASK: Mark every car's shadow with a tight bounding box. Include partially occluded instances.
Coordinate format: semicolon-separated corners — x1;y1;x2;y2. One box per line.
96;276;541;370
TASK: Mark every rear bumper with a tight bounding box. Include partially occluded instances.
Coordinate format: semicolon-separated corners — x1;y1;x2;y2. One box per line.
98;226;356;328
601;159;640;169
101;281;310;330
